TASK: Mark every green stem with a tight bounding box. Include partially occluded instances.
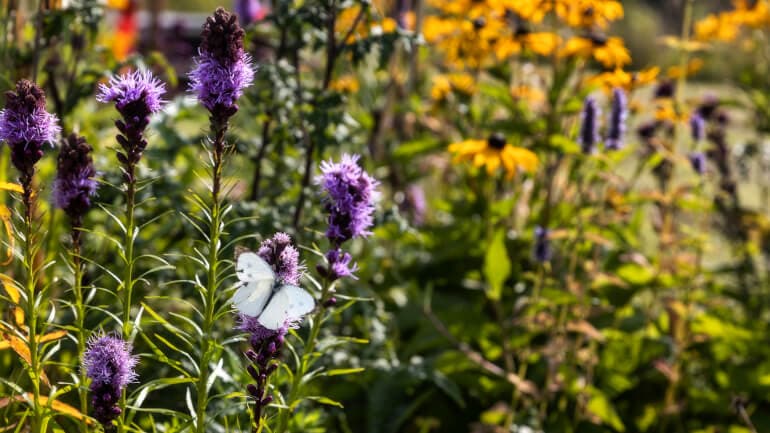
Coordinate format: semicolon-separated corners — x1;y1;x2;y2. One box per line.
196;119;228;433
71;229;88;433
275;279;332;433
117;163;137;433
23;181;43;433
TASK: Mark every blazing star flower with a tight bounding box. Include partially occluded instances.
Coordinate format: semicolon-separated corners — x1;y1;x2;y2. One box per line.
53;133;97;223
690;114;705;142
0;80;60;182
97;69;165;117
189;7;254;117
448;134;539;179
257;232;302;286
533;226;551;263
83;333;138;428
317;154;379;245
605;88;627;151
578;96;600;154
98;69;166;179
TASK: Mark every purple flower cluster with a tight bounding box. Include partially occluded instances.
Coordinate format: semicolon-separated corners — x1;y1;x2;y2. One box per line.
690;114;705;142
0;80;60;186
189;7;254;119
316;154;378;280
97;70;166;181
82;333;138;429
53;133;98;223
605;88;627;151
257;232;302;285
533;226;551;263
578;96;600;154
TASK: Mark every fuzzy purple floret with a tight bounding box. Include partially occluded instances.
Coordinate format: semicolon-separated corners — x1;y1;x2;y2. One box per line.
605;88;627;151
316;153;379;245
189;51;254;112
578;96;600;154
96;69;166;116
83;333;138;388
326;249;358;280
257;232;302;285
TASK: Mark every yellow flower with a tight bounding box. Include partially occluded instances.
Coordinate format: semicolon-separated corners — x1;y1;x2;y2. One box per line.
495;32;561;59
336;5;399;45
430;73;477;101
329;75;360;93
424;14;503;68
654;99;688;123
510;85;545;105
694;12;742;42
431;75;452;101
448;134;539;178
555;0;624;29
589;67;659;93
488;0;551;23
666;58;704;79
561;35;631;68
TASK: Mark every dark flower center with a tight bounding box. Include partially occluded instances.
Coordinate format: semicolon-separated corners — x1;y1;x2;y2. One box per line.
487;133;507;150
473;17;486;30
588;32;607;46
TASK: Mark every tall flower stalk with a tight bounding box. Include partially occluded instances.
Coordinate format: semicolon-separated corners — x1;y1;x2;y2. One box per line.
187;8;253;432
97;69;165;432
0;79;60;433
276;154;378;433
53;132;97;433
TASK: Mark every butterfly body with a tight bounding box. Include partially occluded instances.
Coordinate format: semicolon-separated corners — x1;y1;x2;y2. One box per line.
233;252;314;330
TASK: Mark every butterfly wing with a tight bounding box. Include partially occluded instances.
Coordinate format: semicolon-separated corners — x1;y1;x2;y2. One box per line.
258;285;315;330
236;252;275;282
233;252;276;316
232;281;273;317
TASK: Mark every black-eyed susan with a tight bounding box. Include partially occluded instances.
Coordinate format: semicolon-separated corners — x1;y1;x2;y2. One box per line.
666;58;704;79
555;0;623;30
510;84;545;105
430;73;477;101
694;12;742;42
561;34;631;68
423;14;503;68
588;67;659;93
448;133;539;178
495;31;561;59
329;75;361;93
489;0;551;23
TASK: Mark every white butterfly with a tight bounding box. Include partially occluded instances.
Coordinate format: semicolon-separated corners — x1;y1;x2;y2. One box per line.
232;252;315;330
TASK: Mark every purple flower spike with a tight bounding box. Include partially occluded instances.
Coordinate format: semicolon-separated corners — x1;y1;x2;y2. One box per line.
0;80;59;147
316;153;379;245
98;69;166;180
53;133;98;223
690;114;705;142
578;96;600;154
605;88;627;151
0;80;60;184
83;333;138;429
689;151;706;175
97;69;166;118
189;7;254;118
257;232;302;286
533;226;551;263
